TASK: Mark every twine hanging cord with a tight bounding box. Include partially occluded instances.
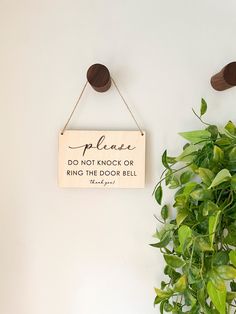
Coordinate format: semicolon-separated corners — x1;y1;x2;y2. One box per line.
111;78;144;136
61;78;144;136
61;81;88;135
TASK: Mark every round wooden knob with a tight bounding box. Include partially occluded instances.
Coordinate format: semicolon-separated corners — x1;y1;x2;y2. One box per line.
211;62;236;91
86;64;111;92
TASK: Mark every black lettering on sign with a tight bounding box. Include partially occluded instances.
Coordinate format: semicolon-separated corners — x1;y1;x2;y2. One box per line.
69;135;136;156
67;170;83;176
97;160;122;166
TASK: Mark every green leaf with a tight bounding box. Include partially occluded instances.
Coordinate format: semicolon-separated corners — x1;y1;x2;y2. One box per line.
216;136;232;147
166;156;176;164
187;265;201;284
212;252;229;267
177;225;192;253
231;174;236;190
195;237;213;252
174;194;187;208
176;144;197;162
150;231;172;248
183;181;197;195
197;167;215;186
164;254;185;268
190;188;205;201
165;169;173;185
180;171;193;184
226;291;236;303
154;288;173;304
159;301;164;313
169;176;180;189
209;211;221;248
155;186;163;205
163;301;173;312
228;148;236;171
213;146;224;162
164;265;181;281
208;169;231;189
197;287;212;314
229;147;236;161
158;223;176;239
190;187;212;201
152;224;175;248
162;150;171;170
224;224;236;246
229;251;236;267
179;130;211;144
230;281;236;292
216;265;236;280
161;281;168;290
200;98;207;116
207;125;218;140
207;281;226;314
203;201;219;216
154;287;173;299
225;120;236;136
161;205;169;221
174;274;187;292
176;208;188;226
209;269;226;291
184;297;198;312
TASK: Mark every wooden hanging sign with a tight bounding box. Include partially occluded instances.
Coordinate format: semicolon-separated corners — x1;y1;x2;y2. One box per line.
58;130;146;188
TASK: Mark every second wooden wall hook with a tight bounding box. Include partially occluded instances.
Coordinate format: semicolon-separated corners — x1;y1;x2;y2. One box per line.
87;63;111;92
211;62;236;91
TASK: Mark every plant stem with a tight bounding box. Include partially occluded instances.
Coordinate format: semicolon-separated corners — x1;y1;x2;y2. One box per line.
192;108;211;126
152;163;192;195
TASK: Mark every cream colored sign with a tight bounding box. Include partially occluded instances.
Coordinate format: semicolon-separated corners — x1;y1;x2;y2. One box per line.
58;130;146;188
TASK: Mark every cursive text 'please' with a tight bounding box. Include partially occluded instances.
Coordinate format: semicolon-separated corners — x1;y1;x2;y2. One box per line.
69;135;136;156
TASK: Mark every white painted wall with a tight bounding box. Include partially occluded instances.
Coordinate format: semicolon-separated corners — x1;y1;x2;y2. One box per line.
1;1;236;313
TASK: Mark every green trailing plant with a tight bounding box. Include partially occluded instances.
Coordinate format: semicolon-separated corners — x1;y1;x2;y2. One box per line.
152;99;236;314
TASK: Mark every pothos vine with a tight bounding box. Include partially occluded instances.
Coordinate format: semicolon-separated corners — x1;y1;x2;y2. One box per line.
152;99;236;314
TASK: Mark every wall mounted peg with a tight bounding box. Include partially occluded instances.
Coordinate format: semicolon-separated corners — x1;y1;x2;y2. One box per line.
86;63;111;92
211;62;236;91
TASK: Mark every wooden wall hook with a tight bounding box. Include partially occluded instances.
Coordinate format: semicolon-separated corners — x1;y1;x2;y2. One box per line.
86;63;111;92
211;62;236;91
